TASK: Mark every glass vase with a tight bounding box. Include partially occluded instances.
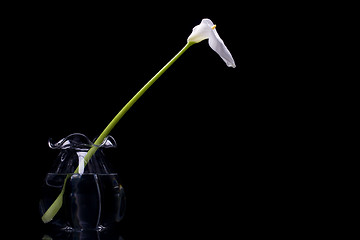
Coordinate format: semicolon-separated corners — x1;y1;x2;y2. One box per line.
39;133;126;232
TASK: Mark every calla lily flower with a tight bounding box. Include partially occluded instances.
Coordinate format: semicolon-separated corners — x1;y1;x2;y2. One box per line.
188;18;236;68
41;19;236;224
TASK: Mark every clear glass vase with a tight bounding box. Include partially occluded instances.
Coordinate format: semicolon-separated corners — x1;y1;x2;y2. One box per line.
39;133;126;232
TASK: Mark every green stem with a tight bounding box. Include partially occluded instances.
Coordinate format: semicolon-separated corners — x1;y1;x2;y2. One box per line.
41;42;194;223
93;41;194;146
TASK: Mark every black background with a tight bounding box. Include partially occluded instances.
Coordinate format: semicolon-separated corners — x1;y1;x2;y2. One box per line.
2;2;325;239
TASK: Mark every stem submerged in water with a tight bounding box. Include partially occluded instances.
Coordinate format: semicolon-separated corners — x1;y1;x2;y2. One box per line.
41;42;194;223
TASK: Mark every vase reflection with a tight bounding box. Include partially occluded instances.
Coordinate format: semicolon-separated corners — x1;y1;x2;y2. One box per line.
42;228;124;240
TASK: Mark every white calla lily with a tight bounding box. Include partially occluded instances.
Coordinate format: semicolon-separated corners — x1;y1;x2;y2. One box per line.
188;18;236;68
41;18;236;224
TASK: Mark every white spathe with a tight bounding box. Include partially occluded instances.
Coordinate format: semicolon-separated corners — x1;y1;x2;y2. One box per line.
187;18;236;68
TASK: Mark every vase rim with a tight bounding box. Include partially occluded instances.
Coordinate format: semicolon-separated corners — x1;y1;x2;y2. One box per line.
48;133;117;150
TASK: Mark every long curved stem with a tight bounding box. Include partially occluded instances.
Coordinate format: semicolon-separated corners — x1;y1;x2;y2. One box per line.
93;41;194;147
41;42;194;223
